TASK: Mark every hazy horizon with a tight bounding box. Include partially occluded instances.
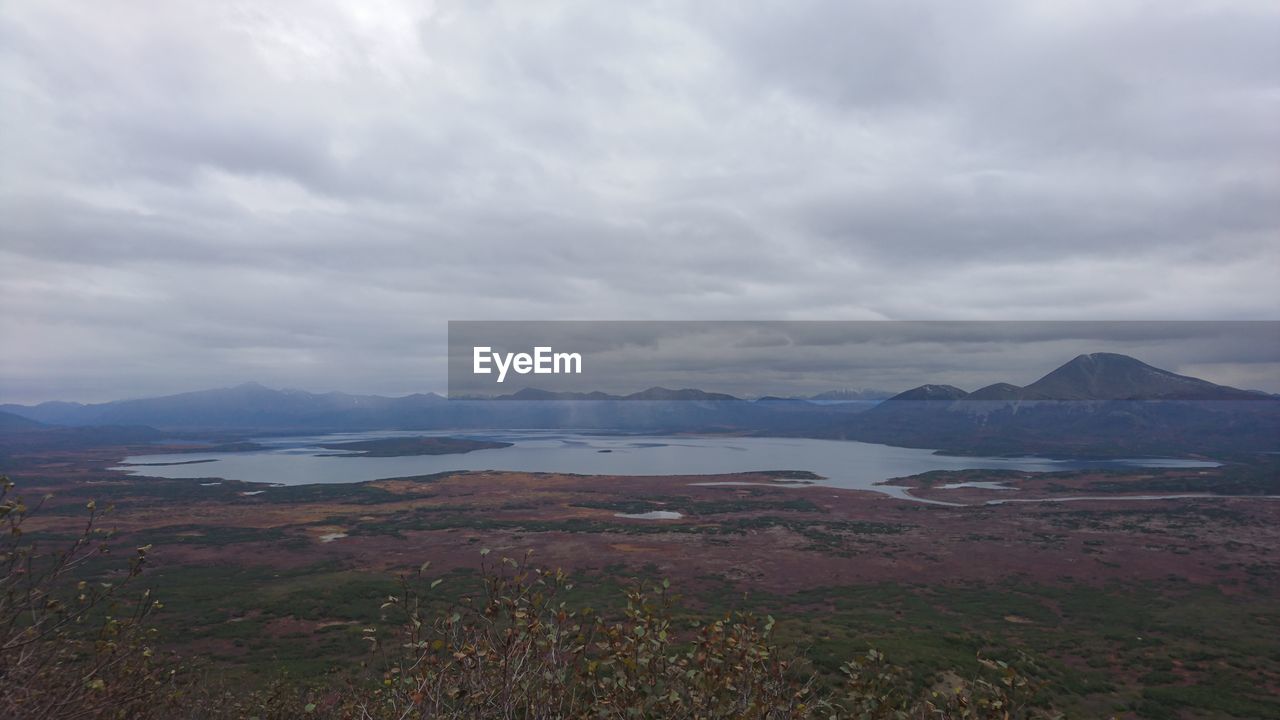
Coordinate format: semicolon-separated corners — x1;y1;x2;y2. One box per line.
7;320;1279;404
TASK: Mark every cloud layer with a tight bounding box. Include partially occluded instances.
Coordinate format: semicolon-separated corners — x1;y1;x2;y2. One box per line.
446;321;1280;396
2;1;1278;401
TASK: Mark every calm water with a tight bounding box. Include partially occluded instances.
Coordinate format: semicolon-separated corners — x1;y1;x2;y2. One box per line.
113;431;1219;501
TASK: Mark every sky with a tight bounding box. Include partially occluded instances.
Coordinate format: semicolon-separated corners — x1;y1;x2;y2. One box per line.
446;321;1280;397
2;0;1278;403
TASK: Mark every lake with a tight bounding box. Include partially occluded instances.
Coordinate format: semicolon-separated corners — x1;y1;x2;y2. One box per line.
113;431;1219;501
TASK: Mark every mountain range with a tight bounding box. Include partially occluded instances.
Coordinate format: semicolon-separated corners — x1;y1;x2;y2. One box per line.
1;383;447;430
882;353;1266;403
845;354;1276;455
1;353;1275;456
0;410;46;431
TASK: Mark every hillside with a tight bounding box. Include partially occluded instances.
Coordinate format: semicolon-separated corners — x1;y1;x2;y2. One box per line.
0;410;46;431
1018;352;1261;401
885;384;969;402
849;353;1278;455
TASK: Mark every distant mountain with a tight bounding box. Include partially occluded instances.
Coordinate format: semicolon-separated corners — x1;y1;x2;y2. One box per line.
0;400;90;427
807;389;893;402
1018;352;1261;401
848;353;1278;455
754;396;814;405
0;383;448;431
0;383;761;433
0;410;46;431
965;383;1023;401
624;387;740;402
878;353;1263;405
496;388;619;401
2;354;1273;455
886;385;969;402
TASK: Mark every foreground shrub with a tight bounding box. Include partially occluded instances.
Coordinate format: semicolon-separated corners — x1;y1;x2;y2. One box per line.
1;478;174;720
345;550;1052;719
356;551;815;718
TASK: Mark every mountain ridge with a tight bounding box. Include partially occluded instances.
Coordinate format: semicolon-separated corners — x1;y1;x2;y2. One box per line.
0;384;448;430
1;354;1272;442
0;409;46;431
1017;352;1261;401
879;352;1264;405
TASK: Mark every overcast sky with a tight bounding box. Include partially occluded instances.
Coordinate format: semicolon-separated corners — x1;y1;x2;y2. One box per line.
446;321;1280;397
2;1;1278;403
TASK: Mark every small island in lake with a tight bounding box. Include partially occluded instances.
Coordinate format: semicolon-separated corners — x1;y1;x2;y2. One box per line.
316;436;512;457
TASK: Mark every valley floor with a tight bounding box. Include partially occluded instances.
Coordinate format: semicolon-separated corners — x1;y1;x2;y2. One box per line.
7;441;1280;719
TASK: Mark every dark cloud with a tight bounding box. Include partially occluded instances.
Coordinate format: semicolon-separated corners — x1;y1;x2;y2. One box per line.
1;1;1277;403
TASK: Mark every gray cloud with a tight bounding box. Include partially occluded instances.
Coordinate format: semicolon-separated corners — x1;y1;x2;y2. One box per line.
1;0;1277;403
447;321;1280;397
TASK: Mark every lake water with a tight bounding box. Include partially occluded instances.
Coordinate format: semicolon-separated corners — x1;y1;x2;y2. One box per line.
113;430;1219;501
